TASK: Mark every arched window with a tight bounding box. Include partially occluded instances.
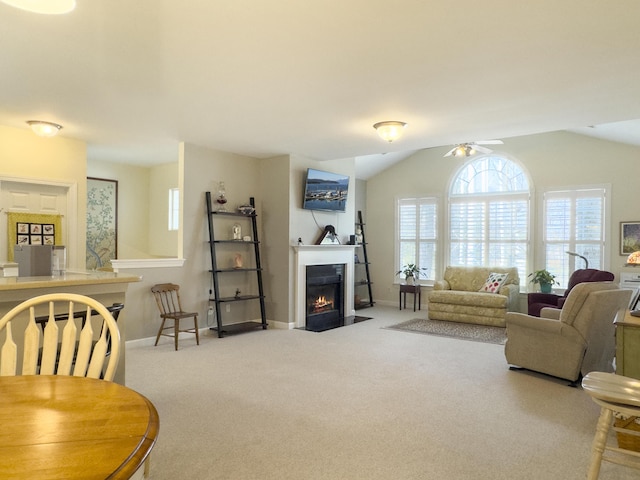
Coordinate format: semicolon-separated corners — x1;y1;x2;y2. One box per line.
449;155;530;282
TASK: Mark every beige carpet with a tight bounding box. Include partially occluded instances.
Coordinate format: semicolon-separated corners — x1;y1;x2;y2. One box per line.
125;305;635;480
386;318;507;345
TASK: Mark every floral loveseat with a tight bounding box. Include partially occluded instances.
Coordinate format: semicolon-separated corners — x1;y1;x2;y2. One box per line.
427;266;520;327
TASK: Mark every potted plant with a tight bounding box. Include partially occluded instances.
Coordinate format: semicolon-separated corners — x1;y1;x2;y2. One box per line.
396;264;428;284
528;269;558;293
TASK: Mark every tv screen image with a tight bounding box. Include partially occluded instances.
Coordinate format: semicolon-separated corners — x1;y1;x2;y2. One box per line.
302;168;349;212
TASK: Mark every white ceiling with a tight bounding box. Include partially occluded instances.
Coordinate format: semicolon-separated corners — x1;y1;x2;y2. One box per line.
1;1;640;180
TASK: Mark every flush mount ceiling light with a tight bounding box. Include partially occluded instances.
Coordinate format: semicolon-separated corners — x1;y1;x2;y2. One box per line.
0;0;76;14
27;120;63;137
373;121;407;143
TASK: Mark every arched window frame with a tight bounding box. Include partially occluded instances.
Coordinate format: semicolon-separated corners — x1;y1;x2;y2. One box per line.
447;154;532;284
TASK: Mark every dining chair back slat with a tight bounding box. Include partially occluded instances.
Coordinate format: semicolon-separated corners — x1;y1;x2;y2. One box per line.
0;323;17;376
41;304;61;375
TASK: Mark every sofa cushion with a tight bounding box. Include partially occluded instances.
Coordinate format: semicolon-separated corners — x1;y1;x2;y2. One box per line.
429;290;508;308
443;266;519;292
479;272;509;293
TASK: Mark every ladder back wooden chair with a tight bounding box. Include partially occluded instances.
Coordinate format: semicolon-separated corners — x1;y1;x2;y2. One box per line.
0;293;121;381
151;283;200;350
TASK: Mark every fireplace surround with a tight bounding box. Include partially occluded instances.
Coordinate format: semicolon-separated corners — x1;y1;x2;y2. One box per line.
293;245;355;329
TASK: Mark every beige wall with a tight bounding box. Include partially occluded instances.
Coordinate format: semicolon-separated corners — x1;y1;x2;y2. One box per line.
0;125;87;269
366;130;640;307
148;162;178;257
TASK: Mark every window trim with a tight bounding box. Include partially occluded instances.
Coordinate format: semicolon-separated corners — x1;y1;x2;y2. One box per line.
536;183;611;287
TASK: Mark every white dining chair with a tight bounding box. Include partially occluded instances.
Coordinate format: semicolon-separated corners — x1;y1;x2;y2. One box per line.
0;293;121;381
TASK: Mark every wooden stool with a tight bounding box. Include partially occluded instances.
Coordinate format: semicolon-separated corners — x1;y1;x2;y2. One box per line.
582;371;640;479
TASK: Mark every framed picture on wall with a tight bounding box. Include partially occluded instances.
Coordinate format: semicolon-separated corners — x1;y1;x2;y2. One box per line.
620;221;640;255
86;177;118;269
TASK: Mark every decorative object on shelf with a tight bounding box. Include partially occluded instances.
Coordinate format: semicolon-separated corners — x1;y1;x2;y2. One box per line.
622;222;640;255
627;251;640;265
238;204;255;215
232;223;242;240
215;181;228;212
315;225;340;245
233;253;243;269
243;236;251;242
234;288;241;299
396;263;428;284
528;269;557;293
355;227;363;244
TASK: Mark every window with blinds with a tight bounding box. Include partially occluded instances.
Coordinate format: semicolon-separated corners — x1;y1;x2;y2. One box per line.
396;197;438;282
543;187;607;287
449;156;530;282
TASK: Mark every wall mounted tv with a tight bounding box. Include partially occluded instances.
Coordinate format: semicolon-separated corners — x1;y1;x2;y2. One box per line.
302;168;350;212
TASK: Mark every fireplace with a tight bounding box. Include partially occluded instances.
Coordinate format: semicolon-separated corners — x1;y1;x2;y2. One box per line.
293;245;356;329
305;264;344;332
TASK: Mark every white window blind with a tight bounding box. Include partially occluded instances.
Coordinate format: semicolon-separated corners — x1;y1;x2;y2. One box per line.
397;197;437;281
543;187;606;287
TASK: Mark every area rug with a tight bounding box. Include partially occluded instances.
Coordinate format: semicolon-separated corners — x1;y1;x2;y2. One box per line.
386;318;507;345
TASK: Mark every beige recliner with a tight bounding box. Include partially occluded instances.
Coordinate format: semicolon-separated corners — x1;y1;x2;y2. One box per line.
504;282;631;383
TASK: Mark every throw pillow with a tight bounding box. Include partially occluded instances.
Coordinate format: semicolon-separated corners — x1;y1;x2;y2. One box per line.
479;272;509;293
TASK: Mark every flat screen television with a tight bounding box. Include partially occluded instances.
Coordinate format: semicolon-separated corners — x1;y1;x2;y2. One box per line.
302;168;350;212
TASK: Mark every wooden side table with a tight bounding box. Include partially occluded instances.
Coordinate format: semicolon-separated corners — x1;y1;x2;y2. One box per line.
399;284;421;312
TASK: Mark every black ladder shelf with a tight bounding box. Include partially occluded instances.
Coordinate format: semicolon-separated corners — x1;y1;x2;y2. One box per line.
205;192;267;337
354;210;374;309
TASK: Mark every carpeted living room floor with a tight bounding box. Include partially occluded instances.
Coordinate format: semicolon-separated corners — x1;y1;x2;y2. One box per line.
125;305;635;480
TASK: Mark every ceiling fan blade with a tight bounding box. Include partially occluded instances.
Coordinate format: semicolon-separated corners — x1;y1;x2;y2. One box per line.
444;147;456;157
473;145;493;154
474;140;503;145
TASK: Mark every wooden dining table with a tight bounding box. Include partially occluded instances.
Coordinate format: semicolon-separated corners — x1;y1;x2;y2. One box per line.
0;375;159;479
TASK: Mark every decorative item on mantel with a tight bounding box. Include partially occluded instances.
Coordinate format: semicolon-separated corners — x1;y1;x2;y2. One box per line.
315;225;340;245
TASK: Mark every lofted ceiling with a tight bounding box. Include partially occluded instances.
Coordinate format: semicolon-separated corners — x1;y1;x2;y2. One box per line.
1;1;640;180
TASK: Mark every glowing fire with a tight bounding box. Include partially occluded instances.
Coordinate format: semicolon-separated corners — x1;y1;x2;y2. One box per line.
312;295;334;312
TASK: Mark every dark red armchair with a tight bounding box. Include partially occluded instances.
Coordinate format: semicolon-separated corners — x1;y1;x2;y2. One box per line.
527;268;615;316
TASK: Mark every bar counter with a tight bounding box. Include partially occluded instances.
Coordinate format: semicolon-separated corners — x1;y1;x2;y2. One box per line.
0;270;141;384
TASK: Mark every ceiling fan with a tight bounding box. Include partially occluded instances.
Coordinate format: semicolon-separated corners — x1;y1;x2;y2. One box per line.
444;140;504;157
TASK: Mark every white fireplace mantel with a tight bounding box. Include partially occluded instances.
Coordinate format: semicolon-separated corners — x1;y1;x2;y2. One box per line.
293;245;356;328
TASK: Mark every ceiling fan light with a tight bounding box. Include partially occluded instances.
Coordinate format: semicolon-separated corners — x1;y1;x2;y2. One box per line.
1;0;76;14
27;120;63;137
453;145;466;157
373;121;407;143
